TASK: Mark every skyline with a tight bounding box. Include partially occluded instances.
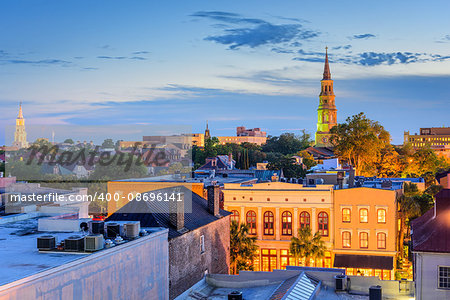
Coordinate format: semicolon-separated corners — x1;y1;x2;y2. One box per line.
1;0;450;144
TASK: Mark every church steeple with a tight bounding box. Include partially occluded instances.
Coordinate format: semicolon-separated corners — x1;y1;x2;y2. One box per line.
204;120;210;140
323;47;331;80
13;102;28;148
18;102;24;119
315;48;337;148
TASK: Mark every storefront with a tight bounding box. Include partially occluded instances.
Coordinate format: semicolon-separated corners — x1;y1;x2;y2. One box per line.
333;254;394;280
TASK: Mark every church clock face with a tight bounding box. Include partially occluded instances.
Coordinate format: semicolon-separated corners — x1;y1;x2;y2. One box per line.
322;137;328;143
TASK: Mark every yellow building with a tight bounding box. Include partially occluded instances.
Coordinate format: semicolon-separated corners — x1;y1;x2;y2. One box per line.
12;103;28;149
217;136;267;146
223;182;399;279
334;187;398;280
223;182;335;271
404;127;450;159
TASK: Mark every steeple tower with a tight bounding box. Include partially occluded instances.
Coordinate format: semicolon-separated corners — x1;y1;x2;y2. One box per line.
13;102;28;148
315;48;337;148
204;120;211;140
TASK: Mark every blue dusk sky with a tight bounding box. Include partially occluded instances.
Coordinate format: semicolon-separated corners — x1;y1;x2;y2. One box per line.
1;0;449;144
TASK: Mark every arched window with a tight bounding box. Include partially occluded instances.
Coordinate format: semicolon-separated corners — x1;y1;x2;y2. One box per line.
377;209;386;223
342;231;351;248
318;212;329;236
263;211;274;235
300;211;310;228
377;233;386;249
342;208;351;223
230;210;240;223
246;210;257;235
359;208;368;223
281;211;292;235
360;232;369;248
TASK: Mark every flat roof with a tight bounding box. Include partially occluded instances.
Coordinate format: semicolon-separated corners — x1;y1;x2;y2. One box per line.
0;216;164;286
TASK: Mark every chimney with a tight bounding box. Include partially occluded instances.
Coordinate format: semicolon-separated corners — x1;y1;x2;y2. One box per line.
169;191;185;231
207;185;220;217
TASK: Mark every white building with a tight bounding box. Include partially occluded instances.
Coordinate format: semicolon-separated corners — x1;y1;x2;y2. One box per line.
411;189;450;300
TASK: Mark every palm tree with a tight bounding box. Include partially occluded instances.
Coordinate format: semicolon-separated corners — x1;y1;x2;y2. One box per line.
290;227;326;267
397;183;422;259
230;221;259;275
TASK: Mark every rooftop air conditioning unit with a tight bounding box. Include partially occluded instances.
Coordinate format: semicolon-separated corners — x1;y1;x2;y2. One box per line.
105;223;122;239
65;235;85;252
228;291;243;300
335;274;348;291
124;221;140;239
84;234;104;252
37;235;56;250
88;220;105;235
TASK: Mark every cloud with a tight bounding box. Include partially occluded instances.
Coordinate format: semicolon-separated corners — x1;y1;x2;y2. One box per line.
293;49;450;66
0;59;72;66
97;56;127;60
352;33;376;39
192;11;319;50
129;56;147;60
332;45;352;50
436;35;450;43
132;51;150;55
82;67;98;70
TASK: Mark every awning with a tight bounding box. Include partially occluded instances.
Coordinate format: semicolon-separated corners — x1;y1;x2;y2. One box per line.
333;254;394;270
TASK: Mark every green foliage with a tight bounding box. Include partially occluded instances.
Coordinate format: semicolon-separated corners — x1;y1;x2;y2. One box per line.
330;112;391;176
263;131;312;156
90;153;148;180
230;221;259;275
7;159;42;180
63;139;74;144
267;155;306;178
290;227;326;267
101;139;115;149
295;150;317;170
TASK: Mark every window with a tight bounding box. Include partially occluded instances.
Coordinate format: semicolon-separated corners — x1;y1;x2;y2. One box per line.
264;211;274;235
246;210;257;235
438;266;450;289
377;209;386;223
280;249;295;269
342;208;351;223
342;231;351;248
359;208;368;223
261;249;277;272
281;211;292;235
318;212;329;236
360;232;369;248
300;211;310;228
377;232;386;249
230;210;240;223
200;235;205;253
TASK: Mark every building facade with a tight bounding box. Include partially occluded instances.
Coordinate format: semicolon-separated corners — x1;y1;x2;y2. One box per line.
12;103;28;149
223;182;335;271
315;48;337;148
223;181;400;280
411;189;450;300
404;127;450;159
333;187;398;280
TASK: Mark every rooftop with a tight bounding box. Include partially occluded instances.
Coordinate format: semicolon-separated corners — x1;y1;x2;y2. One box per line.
0;215;165;286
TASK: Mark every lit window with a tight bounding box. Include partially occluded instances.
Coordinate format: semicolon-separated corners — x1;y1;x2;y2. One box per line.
318;212;329;236
360;232;369;248
377;209;386;223
342;208;351;223
300;211;310;228
230;210;240;223
342;231;351;248
360;208;368;223
263;211;274;235
281;211;292;235
438;266;450;289
377;233;386;249
246;210;257;235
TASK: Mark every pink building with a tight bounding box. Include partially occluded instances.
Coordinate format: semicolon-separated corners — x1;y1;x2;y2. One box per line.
236;126;266;137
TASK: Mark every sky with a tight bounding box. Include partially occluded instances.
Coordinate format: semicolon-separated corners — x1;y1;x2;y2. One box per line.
1;0;449;145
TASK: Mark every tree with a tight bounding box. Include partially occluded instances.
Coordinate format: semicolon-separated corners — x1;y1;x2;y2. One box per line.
230;221;259;275
376;145;402;177
101;139;115;149
402;148;449;186
330;113;390;176
290;227;326;267
63;139;74;144
262;131;312;156
295;150;317;170
267;155;306;178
